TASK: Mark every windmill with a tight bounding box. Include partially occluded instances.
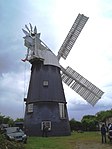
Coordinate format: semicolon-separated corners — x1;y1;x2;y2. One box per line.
22;13;104;136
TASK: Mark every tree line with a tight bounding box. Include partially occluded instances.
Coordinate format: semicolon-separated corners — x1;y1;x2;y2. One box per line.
0;114;23;127
70;109;112;131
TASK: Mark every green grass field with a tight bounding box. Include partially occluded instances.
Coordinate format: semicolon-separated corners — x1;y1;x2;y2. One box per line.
24;132;112;149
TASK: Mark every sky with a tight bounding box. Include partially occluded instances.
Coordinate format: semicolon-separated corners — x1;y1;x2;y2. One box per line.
0;0;112;121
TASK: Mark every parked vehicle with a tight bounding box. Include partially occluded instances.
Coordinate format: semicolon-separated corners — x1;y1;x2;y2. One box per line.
4;127;27;143
108;130;112;142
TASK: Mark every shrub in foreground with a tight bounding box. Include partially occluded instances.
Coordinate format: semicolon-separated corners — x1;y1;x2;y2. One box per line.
0;133;25;149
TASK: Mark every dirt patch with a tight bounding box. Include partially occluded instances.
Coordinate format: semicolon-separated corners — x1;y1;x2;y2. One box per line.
75;141;112;149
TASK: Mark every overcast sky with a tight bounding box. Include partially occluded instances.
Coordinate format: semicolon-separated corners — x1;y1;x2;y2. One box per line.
0;0;112;121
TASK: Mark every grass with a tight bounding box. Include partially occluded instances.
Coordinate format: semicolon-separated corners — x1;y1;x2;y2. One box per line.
25;131;112;149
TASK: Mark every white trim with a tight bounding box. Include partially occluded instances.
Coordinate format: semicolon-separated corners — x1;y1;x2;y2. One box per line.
41;121;51;131
59;103;65;119
28;103;33;113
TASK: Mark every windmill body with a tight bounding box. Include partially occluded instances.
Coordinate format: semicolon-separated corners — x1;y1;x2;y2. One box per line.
22;14;104;136
24;51;71;136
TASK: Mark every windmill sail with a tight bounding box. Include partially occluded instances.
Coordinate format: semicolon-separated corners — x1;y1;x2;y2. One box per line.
57;14;89;60
61;66;104;106
25;25;30;33
22;29;30;36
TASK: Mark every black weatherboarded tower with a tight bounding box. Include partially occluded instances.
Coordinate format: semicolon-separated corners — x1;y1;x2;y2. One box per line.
22;14;104;136
24;59;70;136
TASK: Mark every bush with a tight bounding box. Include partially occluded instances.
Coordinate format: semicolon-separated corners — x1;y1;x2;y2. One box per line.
0;133;25;149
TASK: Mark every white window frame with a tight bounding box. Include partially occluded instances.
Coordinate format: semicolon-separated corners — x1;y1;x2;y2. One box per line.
59;103;65;119
28;103;33;113
43;80;49;86
41;121;51;131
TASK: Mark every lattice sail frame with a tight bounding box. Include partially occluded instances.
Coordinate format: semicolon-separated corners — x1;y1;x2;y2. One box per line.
61;66;104;106
57;14;89;60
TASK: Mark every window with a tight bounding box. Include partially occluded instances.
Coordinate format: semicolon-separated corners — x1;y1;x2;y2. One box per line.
28;103;33;113
59;103;65;119
41;121;51;131
43;80;48;86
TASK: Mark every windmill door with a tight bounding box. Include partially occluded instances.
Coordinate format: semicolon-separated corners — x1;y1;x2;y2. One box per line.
41;121;51;131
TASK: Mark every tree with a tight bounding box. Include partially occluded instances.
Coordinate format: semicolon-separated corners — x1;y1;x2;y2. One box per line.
69;118;76;131
15;118;24;122
96;109;112;122
69;119;82;131
0;113;14;126
81;115;98;131
0;114;5;124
